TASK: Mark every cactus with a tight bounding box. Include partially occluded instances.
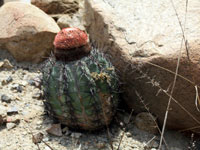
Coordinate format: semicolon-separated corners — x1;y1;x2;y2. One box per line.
42;28;119;130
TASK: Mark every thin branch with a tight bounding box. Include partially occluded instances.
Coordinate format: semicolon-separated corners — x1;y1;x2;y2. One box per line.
117;109;134;150
135;91;169;150
159;0;189;148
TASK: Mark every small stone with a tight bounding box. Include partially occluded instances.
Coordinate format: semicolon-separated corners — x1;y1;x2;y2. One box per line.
151;141;159;148
1;80;7;86
0;59;13;69
71;132;82;139
1;94;12;103
126;132;132;137
7;106;19;115
43;137;50;142
28;77;42;88
32;133;44;144
28;79;36;86
46;124;62;137
19;81;27;86
45;147;51;150
96;142;106;149
36;120;43;125
32;92;42;100
6;122;16;130
10;84;23;93
1;76;12;86
6;76;13;83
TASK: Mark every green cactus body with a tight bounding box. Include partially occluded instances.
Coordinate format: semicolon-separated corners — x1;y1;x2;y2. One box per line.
43;49;119;130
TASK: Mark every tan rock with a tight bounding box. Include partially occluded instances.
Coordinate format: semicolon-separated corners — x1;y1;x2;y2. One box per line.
57;14;85;30
31;0;79;15
85;0;200;132
0;2;60;63
0;59;13;69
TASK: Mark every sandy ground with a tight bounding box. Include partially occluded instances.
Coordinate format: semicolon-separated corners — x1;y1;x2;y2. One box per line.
0;0;193;149
0;48;191;150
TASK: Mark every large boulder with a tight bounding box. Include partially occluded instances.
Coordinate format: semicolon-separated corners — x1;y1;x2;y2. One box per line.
0;2;60;63
31;0;79;15
85;0;200;132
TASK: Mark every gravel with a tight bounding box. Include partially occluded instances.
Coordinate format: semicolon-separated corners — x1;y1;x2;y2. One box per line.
0;0;193;149
0;48;191;150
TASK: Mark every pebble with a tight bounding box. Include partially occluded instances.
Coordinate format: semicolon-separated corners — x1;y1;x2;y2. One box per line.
1;76;13;86
10;84;23;93
32;133;44;144
151;141;159;148
1;94;12;103
46;124;62;137
28;77;42;88
6;122;16;130
96;142;106;149
6;76;13;83
126;132;132;137
45;147;51;150
0;59;13;69
32;92;42;100
43;137;50;142
7;106;19;115
36;120;43;125
71;132;82;139
19;81;27;86
28;79;36;86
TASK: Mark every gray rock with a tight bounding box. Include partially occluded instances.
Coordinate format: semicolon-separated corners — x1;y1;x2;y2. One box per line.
28;77;42;88
7;106;18;115
71;132;82;139
28;79;36;86
6;76;13;83
1;76;13;86
10;84;22;93
6;122;16;130
1;94;12;103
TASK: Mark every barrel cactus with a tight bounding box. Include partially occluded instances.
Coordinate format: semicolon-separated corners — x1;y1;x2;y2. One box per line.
42;28;119;130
